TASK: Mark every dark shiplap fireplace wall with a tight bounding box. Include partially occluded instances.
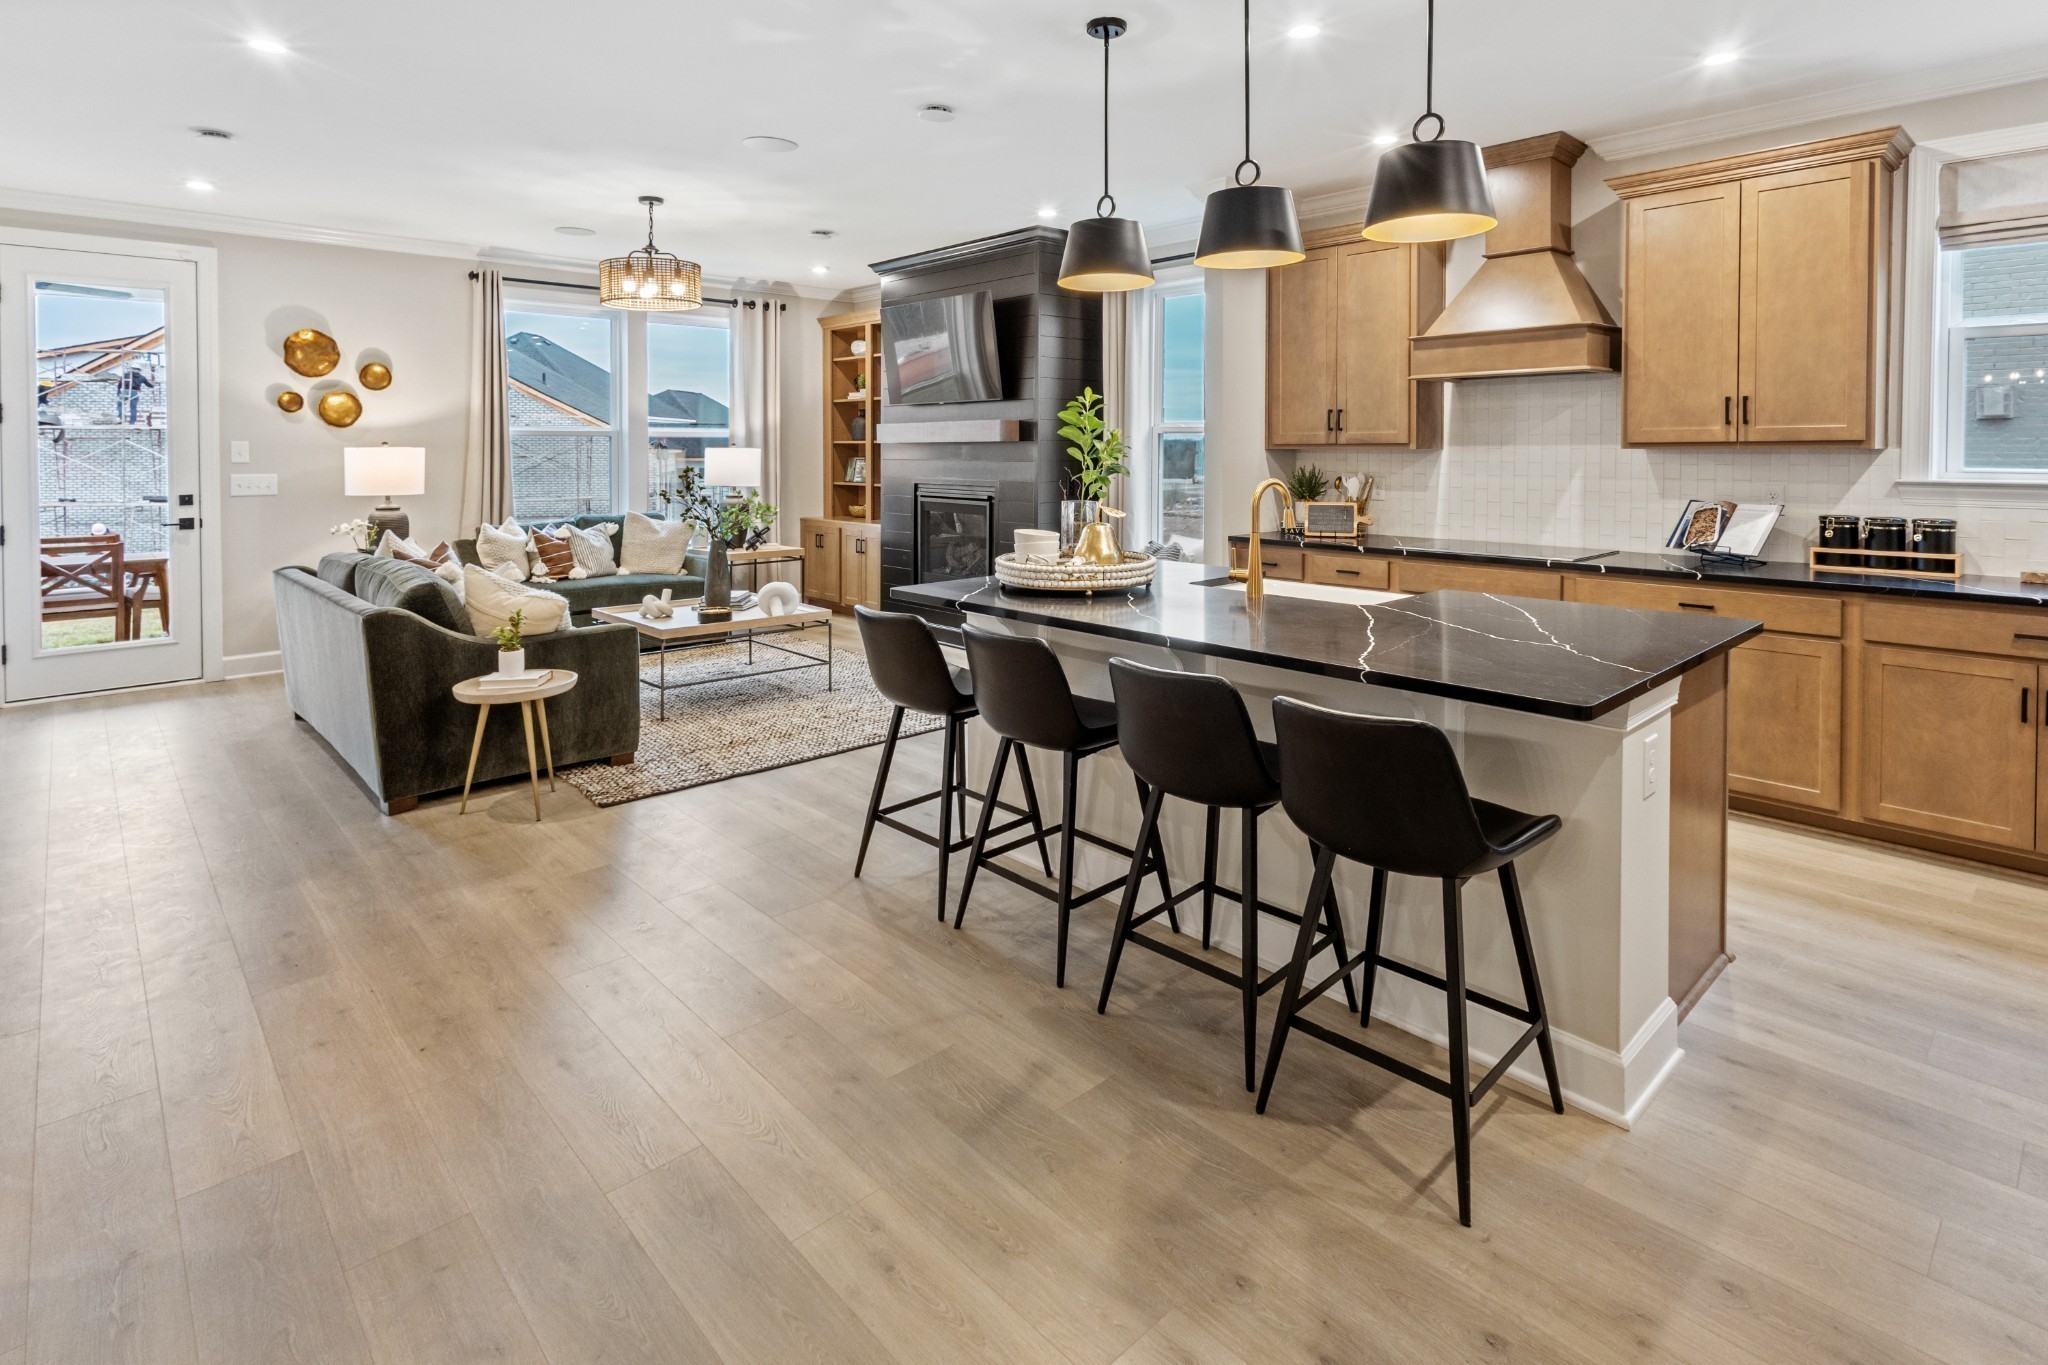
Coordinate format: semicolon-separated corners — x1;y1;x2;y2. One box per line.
869;226;1103;621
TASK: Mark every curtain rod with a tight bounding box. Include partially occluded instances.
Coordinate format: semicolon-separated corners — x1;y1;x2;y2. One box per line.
1150;251;1196;267
469;270;788;310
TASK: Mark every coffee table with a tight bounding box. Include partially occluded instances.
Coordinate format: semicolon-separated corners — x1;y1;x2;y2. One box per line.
590;602;833;720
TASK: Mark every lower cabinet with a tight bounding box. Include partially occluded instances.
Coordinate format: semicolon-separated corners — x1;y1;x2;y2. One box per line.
1388;559;1561;599
801;518;842;605
1859;645;2038;850
1726;634;1842;811
799;516;880;609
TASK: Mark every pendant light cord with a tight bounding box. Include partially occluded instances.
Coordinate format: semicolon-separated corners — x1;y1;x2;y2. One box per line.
1234;0;1260;186
1414;0;1444;142
1098;29;1115;217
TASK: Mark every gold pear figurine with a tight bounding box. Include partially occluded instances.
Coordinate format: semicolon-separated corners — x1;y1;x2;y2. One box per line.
1074;504;1126;567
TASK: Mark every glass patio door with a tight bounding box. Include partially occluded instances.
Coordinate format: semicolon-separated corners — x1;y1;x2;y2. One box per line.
0;245;202;701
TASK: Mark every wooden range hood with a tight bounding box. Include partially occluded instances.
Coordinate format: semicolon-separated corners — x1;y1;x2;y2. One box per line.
1409;132;1619;380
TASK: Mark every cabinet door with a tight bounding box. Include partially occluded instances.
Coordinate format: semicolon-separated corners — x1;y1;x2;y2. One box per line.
839;528;879;609
1388;560;1562;599
1738;161;1875;444
1622;183;1741;444
1727;634;1842;811
1860;645;2035;849
1333;241;1413;445
802;519;841;604
1266;250;1335;447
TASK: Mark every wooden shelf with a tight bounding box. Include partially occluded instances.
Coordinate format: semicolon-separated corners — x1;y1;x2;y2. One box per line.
820;307;881;539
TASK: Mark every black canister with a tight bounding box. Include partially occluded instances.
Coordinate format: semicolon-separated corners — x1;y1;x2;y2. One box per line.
1911;517;1958;574
1817;514;1862;569
1863;516;1908;570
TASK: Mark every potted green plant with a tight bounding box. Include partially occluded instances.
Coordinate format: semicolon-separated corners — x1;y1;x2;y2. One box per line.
1056;386;1128;550
493;609;526;677
1287;463;1331;522
660;466;780;620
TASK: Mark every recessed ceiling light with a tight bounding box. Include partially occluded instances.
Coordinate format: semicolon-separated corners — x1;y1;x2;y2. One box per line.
183;179;215;193
190;126;234;141
1037;206;1058;219
810;229;836;238
811;265;829;275
554;226;595;236
1287;22;1321;39
245;36;289;55
1702;49;1739;66
918;104;956;123
1371;131;1399;146
741;135;799;153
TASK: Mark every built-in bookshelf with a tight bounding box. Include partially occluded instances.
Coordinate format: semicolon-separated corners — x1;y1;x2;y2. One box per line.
820;308;881;524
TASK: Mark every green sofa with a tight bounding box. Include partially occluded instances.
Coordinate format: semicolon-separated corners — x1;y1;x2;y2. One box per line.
274;552;642;814
451;514;707;626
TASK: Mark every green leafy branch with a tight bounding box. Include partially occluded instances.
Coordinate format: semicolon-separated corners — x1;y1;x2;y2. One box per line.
1057;387;1127;503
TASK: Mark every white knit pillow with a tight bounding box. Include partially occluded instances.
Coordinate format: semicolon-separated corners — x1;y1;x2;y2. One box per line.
475;520;532;581
555;522;619;578
462;564;570;639
619;511;692;574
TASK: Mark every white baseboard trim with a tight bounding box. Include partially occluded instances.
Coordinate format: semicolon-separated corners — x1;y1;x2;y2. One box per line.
224;650;282;679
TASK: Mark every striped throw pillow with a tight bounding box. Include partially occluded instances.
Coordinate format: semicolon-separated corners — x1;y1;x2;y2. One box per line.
529;527;580;581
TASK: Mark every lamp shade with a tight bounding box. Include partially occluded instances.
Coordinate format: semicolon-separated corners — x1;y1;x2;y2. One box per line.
343;445;426;497
1362;138;1497;243
705;447;764;488
1195;184;1306;268
1058;215;1155;293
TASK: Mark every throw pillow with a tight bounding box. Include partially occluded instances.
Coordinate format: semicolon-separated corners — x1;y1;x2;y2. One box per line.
557;521;619;578
619;511;692;574
476;520;532;581
529;526;582;581
462;564;570;639
375;531;453;568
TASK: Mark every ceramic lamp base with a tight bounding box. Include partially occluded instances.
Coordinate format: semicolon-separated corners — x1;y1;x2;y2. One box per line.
368;504;410;541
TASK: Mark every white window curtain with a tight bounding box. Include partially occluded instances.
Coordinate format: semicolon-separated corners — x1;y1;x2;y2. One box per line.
1101;292;1131;514
460;267;510;530
1940;148;2048;247
730;294;785;542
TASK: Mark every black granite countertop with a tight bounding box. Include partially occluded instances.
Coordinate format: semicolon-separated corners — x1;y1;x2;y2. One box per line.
1228;532;2048;608
896;560;1760;722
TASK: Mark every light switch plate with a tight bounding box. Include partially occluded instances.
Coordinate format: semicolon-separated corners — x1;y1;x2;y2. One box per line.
230;473;278;496
230;440;251;464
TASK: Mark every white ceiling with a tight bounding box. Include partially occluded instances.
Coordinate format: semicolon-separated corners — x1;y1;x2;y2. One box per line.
5;1;2048;290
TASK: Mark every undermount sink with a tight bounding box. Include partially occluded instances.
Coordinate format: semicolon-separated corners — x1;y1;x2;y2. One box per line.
1195;576;1410;606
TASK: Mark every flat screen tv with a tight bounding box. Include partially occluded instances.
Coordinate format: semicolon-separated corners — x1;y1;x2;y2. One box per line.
881;290;1002;404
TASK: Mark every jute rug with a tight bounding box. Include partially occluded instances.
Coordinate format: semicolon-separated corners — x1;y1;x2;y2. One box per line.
561;637;941;806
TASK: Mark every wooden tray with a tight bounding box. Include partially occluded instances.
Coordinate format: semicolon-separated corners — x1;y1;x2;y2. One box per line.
1808;545;1961;581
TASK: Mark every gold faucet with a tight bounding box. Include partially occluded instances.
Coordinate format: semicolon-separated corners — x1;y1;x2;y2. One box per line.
1229;477;1296;609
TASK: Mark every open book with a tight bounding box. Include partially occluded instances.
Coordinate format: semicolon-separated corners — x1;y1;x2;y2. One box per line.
1665;500;1782;560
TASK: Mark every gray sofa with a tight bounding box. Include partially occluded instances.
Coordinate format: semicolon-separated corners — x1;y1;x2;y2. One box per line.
275;552;642;814
452;514;707;626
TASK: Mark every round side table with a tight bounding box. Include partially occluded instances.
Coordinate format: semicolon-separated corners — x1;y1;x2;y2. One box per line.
452;670;579;821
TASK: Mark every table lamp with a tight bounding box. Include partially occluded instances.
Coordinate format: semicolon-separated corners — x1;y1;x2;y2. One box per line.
704;447;763;494
344;444;427;540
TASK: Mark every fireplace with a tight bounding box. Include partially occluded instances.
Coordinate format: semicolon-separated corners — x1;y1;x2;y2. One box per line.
915;484;997;583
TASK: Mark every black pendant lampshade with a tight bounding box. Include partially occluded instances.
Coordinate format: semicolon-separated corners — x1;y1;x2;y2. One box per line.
1195;0;1304;268
1058;17;1155;293
1361;0;1496;244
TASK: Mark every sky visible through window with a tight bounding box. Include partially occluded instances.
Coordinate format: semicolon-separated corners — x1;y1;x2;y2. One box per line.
1161;291;1203;422
36;290;164;350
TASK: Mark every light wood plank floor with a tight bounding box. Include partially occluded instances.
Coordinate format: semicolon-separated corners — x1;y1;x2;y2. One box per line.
5;661;2048;1364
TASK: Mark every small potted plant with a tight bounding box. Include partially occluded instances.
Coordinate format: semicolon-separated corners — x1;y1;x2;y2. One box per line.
493;609;526;677
1287;463;1331;524
1057;386;1127;550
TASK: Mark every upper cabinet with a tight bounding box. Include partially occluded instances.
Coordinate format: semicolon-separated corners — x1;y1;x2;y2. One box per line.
1265;227;1446;450
1607;127;1910;448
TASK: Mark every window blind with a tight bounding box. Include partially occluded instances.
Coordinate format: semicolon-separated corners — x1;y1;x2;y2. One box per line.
1940;147;2048;247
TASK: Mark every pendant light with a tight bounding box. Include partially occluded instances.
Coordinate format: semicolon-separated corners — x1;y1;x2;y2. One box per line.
1194;0;1304;269
1058;17;1154;293
1361;0;1497;244
598;195;703;310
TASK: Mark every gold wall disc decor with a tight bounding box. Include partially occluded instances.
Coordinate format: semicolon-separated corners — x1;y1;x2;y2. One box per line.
358;361;392;390
283;328;340;376
317;389;363;427
277;390;305;413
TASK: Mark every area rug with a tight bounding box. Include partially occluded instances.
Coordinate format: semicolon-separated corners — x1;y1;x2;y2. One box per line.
560;638;941;805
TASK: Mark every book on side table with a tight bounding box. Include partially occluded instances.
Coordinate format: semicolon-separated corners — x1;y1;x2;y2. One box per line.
478;668;554;692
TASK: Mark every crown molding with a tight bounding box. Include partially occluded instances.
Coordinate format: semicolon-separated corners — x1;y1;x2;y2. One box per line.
0;186;481;259
1293;181;1373;228
1585;53;2048;164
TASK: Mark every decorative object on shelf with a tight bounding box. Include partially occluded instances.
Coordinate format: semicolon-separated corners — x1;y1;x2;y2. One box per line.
343;442;427;539
318;389;364;427
1195;0;1304;269
1058;18;1155;292
328;517;379;552
493;609;526;677
1073;503;1128;566
994;549;1155;594
757;580;801;616
1808;540;1960;582
283;328;340;376
598;195;703;310
1362;0;1497;244
1286;462;1330;518
1912;518;1958;574
1057;385;1126;549
359;361;392;390
1816;514;1862;569
849;338;868;356
845;454;867;483
662;465;779;620
849;412;866;441
277;389;304;412
641;589;676;619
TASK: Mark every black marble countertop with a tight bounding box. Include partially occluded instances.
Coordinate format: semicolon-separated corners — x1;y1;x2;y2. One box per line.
896;560;1760;722
1228;531;2048;608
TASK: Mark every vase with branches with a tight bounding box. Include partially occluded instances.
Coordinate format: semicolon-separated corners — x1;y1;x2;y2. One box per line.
655;465;779;619
1056;386;1127;549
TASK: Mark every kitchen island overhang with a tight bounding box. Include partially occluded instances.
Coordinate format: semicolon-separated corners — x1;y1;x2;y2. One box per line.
897;563;1760;1127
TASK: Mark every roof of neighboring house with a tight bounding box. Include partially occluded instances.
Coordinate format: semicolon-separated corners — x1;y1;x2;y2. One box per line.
507;329;728;429
649;387;728;428
37;329;166;397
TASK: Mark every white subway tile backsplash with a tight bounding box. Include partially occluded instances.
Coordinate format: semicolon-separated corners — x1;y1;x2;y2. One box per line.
1309;373;2048;579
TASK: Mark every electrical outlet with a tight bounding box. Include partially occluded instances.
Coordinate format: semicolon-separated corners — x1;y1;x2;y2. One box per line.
1763;488;1783;505
230;440;251;464
230;474;278;496
1642;729;1665;800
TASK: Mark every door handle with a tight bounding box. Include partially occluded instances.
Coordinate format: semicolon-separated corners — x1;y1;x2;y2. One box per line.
1335;409;1344;432
1724;396;1732;426
2025;688;2031;726
1741;395;1751;425
1325;409;1334;432
1677;601;1716;612
1334;568;1360;577
164;517;196;531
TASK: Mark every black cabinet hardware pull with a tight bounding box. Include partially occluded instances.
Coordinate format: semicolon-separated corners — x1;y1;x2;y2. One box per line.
1741;395;1751;425
1724;396;1732;425
1336;409;1344;432
1678;602;1715;612
1325;409;1334;431
1335;568;1359;577
2016;633;2048;644
2025;689;2031;725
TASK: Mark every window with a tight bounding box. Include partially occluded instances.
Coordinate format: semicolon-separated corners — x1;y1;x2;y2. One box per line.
1942;240;2048;478
505;302;622;522
646;311;730;512
1127;272;1205;556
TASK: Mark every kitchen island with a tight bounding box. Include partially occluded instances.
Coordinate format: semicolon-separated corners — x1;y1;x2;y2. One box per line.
897;560;1760;1126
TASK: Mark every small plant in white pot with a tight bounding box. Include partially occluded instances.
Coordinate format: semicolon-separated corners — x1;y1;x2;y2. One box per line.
493;609;526;677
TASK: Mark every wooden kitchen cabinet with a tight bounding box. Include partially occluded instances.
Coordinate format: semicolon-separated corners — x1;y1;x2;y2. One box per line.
1859;645;2037;850
1388;559;1561;599
1227;542;1305;580
1303;553;1391;590
1727;634;1842;811
801;517;842;605
838;525;881;609
1264;226;1444;450
1607;127;1907;449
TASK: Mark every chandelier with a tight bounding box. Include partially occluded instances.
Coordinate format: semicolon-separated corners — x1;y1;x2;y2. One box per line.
598;195;703;310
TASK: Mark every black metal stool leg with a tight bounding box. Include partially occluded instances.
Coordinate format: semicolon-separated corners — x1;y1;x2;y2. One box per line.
1357;867;1389;1027
953;738;1012;929
935;716;961;921
1239;807;1261;1091
1133;777;1179;934
1442;876;1474;1228
1255;846;1337;1114
1054;750;1080;987
854;706;904;878
1200;806;1220;949
1499;861;1564;1114
1097;786;1165;1014
1013;747;1055;877
954;725;969;828
1317;862;1360;1015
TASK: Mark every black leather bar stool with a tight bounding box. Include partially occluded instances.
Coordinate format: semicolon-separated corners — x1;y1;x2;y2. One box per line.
1096;659;1357;1091
954;625;1175;986
854;606;1052;919
1258;697;1565;1227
